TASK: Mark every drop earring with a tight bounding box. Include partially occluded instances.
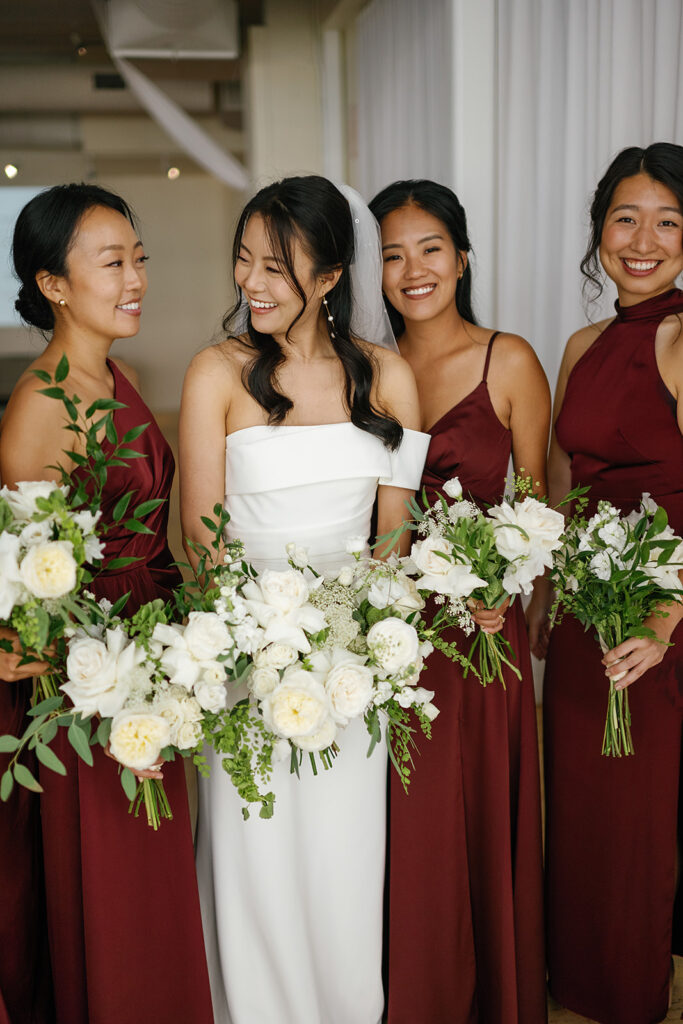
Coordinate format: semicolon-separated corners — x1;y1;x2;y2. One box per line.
322;294;336;340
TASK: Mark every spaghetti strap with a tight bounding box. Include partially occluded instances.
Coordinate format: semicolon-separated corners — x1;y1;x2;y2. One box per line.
482;330;500;382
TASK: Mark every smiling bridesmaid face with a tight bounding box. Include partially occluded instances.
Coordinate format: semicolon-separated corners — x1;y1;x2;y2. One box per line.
379;204;466;327
599;172;683;306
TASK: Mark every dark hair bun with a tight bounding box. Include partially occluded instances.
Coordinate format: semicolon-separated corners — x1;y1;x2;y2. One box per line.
14;284;54;331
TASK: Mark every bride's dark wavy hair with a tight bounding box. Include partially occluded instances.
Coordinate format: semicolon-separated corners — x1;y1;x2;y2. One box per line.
581;142;683;305
369;179;477;337
223;175;402;450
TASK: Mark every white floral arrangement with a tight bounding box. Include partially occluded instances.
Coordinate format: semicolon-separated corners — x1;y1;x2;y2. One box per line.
384;475;565;687
550;494;683;756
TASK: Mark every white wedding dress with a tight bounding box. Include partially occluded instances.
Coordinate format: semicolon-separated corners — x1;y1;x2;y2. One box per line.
196;421;429;1024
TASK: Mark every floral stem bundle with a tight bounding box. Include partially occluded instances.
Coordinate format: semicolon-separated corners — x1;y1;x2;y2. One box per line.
551;494;683;757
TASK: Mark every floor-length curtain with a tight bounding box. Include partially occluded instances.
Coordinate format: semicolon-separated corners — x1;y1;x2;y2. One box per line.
354;0;453;200
496;0;683;388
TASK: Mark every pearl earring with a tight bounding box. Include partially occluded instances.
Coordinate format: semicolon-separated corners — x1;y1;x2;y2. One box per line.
322;294;336;340
58;299;66;307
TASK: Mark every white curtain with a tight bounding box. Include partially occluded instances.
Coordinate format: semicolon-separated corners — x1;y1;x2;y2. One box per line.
496;0;683;388
354;0;453;200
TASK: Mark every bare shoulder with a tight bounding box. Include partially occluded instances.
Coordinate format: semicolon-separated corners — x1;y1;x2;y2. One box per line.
359;340;416;388
487;331;544;372
184;337;249;391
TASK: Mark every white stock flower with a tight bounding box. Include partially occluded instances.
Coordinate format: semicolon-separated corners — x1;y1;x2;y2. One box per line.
62;627;140;717
367;618;419;675
184;611;233;661
345;536;366;555
20;540;77;598
324;653;374;725
262;669;329;738
232;620;264;654
18;520;52;547
0;532;23;618
249;665;281;699
0;481;67;521
597;520;628;552
84;536;105;562
589;550;613;581
488;497;564;561
640;493;659;516
109;711;171;770
443;478;463;499
293;716;337;752
285;542;309;569
255;642;299;670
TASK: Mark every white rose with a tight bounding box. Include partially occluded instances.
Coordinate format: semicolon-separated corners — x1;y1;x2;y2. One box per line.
195;679;228;713
255;642;299;670
367;618;419;674
20;540;77;598
262;670;329;738
0;481;67;521
62;628;137;717
293;716;338;752
258;569;310;614
109;711;171;770
487;497;565;560
336;565;355;586
176;719;203;750
285;542;309;569
152;695;187;743
345;535;366;555
326;660;374;725
183;611;233;661
411;537;453;576
0;532;23;618
249;666;281;699
443;477;463;499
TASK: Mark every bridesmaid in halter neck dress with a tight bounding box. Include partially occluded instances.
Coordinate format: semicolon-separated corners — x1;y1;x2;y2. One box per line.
528;145;683;1024
371;181;549;1024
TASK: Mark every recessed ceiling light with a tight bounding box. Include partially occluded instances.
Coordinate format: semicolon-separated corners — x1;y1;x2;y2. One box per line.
4;164;18;179
167;166;180;180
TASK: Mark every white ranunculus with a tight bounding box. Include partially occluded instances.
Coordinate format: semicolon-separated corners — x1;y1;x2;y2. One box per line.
411;536;453;576
255;642;299;670
293;716;338;752
262;670;329;738
18;520;52;547
488;497;565;561
443;477;463;499
285;542;309;569
109;711;171;771
325;658;374;724
195;679;228;713
20;540;77;598
0;481;67;521
0;532;23;618
258;569;310;614
345;535;366;555
183;611;233;661
249;665;281;699
367;618;419;674
62;627;135;717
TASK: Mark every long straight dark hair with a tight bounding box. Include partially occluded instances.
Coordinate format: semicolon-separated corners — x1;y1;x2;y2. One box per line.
581;142;683;303
369;179;477;337
223;175;402;449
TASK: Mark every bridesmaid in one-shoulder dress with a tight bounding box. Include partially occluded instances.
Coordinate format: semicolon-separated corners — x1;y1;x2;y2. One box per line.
371;180;549;1024
529;145;683;1024
0;184;212;1024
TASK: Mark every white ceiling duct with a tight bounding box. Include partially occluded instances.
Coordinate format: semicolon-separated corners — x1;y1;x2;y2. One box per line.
106;0;239;59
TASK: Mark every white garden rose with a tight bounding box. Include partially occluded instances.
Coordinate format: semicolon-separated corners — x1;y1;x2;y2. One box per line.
293;716;337;752
249;666;281;699
152;695;187;742
20;540;77;598
325;659;374;724
258;569;310;613
62;627;143;717
0;532;22;618
195;679;228;713
443;477;463;499
255;642;299;670
262;670;329;738
367;618;419;674
0;481;67;521
109;711;171;771
488;497;565;561
183;611;233;661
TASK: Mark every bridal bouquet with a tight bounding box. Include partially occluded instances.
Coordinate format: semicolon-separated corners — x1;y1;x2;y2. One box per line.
550;495;683;756
180;511;438;819
385;476;565;686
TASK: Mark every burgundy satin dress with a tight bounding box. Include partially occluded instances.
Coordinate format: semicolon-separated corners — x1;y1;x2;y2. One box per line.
39;363;213;1024
387;335;547;1024
544;288;683;1024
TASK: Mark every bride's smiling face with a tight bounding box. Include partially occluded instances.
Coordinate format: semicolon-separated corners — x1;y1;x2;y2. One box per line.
235;213;323;336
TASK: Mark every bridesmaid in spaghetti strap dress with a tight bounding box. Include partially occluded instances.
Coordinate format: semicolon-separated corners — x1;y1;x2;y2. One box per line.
0;185;213;1024
371;181;549;1024
528;144;683;1024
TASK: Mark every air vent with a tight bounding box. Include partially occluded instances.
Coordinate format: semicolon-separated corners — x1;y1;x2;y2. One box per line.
107;0;239;59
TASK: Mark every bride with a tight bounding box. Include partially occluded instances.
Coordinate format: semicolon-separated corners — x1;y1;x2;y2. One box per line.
179;175;429;1024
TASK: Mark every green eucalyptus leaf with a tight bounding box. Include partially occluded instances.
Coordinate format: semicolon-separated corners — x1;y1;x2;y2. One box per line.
0;735;21;753
34;742;67;775
0;769;14;801
67;722;94;766
13;763;43;792
120;766;138;801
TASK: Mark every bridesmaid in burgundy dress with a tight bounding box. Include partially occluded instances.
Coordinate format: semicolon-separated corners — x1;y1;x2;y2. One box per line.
370;181;549;1023
528;144;683;1024
0;185;213;1024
